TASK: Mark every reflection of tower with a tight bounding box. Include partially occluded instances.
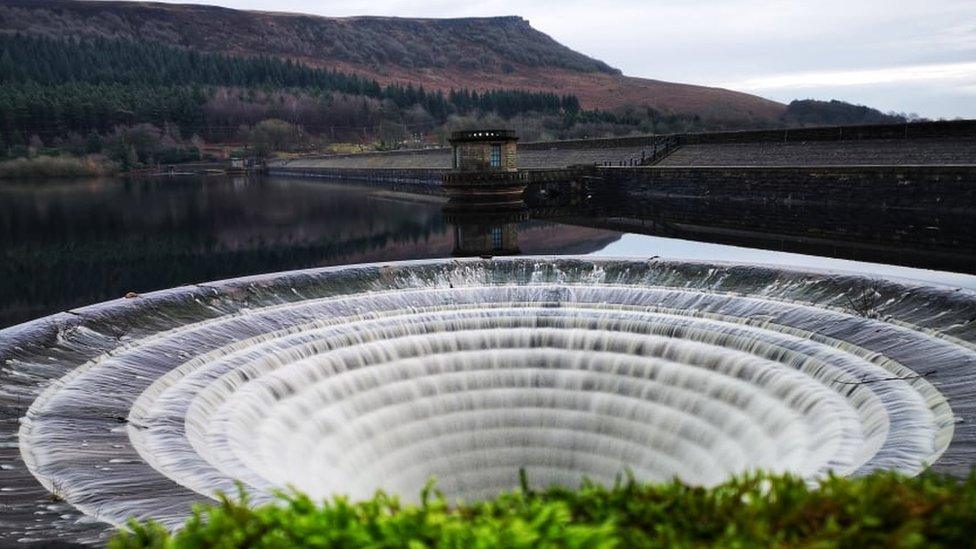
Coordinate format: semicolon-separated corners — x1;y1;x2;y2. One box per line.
444;207;528;256
442;130;528;257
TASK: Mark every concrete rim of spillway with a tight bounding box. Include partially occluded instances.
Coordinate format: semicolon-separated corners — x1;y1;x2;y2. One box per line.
1;256;975;544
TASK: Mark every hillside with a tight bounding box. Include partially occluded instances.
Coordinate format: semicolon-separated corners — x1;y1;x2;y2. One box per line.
783;99;906;126
0;0;785;124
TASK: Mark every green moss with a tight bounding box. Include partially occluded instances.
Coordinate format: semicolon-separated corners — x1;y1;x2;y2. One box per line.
109;470;976;548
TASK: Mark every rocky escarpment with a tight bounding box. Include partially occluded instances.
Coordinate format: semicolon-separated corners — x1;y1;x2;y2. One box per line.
0;0;785;122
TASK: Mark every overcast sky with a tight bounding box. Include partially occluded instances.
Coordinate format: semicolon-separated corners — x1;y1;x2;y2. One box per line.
114;0;976;118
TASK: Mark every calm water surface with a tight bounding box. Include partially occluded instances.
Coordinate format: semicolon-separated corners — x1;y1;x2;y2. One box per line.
1;175;973;329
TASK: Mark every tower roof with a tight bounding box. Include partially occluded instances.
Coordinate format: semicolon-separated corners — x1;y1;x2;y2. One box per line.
449;129;518;143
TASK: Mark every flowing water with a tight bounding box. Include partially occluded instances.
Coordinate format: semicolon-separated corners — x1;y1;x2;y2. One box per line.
1;177;976;545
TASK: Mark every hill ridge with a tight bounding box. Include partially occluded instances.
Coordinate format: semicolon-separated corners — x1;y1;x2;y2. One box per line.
0;0;785;123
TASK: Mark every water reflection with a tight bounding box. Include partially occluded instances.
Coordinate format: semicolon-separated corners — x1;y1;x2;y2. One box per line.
0;176;454;327
443;202;528;257
3;174;973;329
594;233;976;290
0;176;620;327
443;178;976;289
578;183;976;275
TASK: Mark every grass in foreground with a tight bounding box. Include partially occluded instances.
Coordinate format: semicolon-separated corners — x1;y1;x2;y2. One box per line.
109;471;976;548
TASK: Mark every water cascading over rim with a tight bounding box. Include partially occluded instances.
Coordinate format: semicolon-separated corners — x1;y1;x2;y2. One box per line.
2;257;975;544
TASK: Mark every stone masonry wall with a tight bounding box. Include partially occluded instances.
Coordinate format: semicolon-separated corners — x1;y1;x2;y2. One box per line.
658;138;976;167
595;166;976;212
266;167;449;195
455;141;518;172
588;165;976;272
276;120;976;172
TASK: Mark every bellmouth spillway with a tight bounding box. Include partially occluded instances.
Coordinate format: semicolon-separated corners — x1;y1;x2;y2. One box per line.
2;257;975;544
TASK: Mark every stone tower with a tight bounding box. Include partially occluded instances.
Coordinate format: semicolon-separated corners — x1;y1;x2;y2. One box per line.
442;129;527;256
449;129;518;172
442;129;524;206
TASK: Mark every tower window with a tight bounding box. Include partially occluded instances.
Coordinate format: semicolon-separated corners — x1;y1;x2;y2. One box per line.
490;227;503;249
454;146;461;168
490;144;502;167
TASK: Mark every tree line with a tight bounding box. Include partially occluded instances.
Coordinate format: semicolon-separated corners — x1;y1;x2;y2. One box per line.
0;34;585;144
0;33;917;159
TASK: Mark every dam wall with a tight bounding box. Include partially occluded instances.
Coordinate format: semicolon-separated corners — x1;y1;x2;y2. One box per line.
268;163;976;212
272;120;976;176
269;121;976;247
266;166;449;193
657;138;976;167
592;165;976;212
583;165;976;272
678;119;976;144
272;143;662;171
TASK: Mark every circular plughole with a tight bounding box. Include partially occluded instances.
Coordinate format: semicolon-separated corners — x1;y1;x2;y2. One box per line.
2;257;975;543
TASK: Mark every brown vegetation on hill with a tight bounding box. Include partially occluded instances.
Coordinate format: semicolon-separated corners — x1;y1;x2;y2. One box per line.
0;0;786;123
327;64;786;124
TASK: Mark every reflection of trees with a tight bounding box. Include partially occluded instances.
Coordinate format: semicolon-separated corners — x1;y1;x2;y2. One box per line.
0;178;449;327
0;176;632;328
0;225;449;328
